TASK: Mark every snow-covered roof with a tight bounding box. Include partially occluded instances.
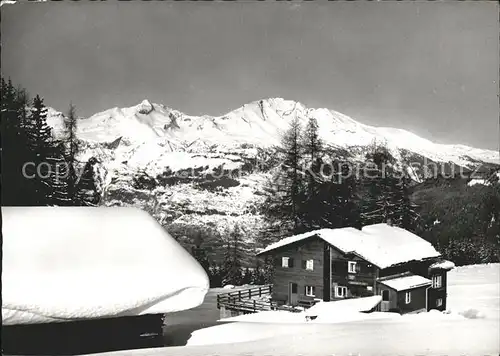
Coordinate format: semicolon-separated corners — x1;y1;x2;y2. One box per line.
2;207;209;325
378;274;432;291
429;260;456;271
258;223;441;269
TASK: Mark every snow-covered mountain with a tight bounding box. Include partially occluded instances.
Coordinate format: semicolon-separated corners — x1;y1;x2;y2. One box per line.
46;98;499;242
53;97;499;166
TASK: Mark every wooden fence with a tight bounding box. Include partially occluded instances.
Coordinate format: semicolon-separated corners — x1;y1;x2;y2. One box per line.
217;285;305;314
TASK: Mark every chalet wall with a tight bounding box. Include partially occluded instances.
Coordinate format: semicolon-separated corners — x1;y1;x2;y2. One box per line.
379;259;436;279
330;247;377;300
427;271;448;311
271;237;325;304
397;285;429;313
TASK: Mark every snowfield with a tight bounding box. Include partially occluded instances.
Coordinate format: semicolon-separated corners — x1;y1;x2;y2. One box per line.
100;263;499;356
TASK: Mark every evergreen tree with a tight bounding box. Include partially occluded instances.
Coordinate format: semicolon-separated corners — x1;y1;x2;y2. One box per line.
1;78;38;205
301;118;324;229
251;264;262;285
221;224;245;286
45;142;72;206
63;103;79;201
209;263;223;288
75;157;101;206
280;116;305;233
1;78;98;206
23;94;56;205
360;142;398;226
335;161;362;228
261;117;306;239
262;256;274;285
242;267;253;285
303;117;323;164
391;174;420;231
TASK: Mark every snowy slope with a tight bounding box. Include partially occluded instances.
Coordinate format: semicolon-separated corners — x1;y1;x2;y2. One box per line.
2;207;209;325
93;263;499;355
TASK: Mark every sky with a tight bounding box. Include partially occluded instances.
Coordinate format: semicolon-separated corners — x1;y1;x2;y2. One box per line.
2;1;499;150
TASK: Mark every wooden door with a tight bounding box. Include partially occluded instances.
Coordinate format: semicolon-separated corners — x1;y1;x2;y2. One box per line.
288;282;298;306
380;289;390;312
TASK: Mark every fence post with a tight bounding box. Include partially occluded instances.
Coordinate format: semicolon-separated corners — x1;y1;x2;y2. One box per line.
259;287;262;297
238;290;241;300
249;289;251;299
253;300;256;312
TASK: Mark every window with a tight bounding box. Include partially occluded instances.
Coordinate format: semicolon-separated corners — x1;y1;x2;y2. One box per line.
432;275;442;288
282;257;294;268
282;257;289;268
382;290;390;302
305;285;315;297
436;298;443;307
405;291;411;304
335;286;348;298
304;259;314;271
367;286;373;292
348;261;357;273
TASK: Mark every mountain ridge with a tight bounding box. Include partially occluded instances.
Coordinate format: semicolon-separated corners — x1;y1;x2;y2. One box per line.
49;97;498;166
43;98;499;251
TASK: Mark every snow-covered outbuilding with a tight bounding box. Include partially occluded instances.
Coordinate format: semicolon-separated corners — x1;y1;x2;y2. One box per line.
257;223;453;314
2;206;209;354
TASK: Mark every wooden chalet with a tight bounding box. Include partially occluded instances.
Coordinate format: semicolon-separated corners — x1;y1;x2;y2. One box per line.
257;223;454;314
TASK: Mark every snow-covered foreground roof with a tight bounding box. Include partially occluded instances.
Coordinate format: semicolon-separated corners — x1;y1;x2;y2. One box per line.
379;274;432;292
258;224;440;269
2;207;209;325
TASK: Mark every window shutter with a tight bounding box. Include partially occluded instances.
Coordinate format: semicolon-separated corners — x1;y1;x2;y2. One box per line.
289;258;294;268
312;286;316;296
302;260;307;269
355;263;361;273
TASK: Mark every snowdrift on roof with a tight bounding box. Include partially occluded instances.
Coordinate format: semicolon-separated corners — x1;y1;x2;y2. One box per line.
429;259;456;271
359;224;441;269
379;274;432;292
1;207;209;325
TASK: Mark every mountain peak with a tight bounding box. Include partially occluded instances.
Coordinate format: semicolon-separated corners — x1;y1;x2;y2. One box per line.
136;99;154;115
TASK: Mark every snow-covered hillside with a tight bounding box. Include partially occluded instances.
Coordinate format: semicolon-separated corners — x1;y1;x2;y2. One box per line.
45;98;499;245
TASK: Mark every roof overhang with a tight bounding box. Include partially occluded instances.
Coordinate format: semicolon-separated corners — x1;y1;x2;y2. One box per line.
378;274;432;292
